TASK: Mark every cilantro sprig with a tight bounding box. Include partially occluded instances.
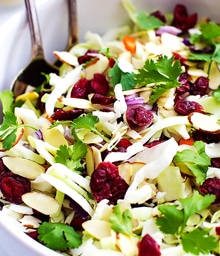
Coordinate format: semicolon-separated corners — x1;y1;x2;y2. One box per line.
173;141;210;184
108;61;135;91
0;90;35;150
109;204;133;236
189;22;220;65
71;113;110;143
51;113;110;143
156;191;217;255
134;56;182;104
136;12;164;30
38;222;82;251
55;141;87;173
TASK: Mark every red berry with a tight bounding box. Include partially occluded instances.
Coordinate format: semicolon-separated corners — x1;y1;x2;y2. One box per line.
138;234;161;256
90;162;128;205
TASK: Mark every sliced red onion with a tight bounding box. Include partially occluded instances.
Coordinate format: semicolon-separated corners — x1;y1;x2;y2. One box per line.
64;126;75;143
69;197;90;220
125;94;144;105
183;38;191;46
156;26;182;36
33;129;43;140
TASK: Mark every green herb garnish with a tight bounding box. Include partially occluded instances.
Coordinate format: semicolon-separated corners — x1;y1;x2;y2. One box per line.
134;55;182;104
38;222;82;251
108;61;135;90
173;141;210;184
156;191;217;255
109;204;133;235
55;141;87;173
136;12;164;30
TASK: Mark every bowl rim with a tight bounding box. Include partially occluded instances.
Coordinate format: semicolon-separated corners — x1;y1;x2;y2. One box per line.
0;211;61;256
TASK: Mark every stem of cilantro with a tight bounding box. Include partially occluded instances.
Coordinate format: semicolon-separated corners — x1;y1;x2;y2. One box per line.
207;60;213;77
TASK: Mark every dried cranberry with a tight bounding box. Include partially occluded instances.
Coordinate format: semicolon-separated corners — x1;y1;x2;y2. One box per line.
70;216;85;231
91;94;115;105
27;231;39;240
216;226;220;236
145;140;165;148
109;58;116;68
90;73;109;95
176;83;191;95
126;105;154;130
211;158;220;168
71;78;92;99
90;162;129;205
116;138;132;151
192;130;220;144
172;52;186;64
0;158;10;174
190;77;209;96
0;172;31;204
174;99;204;115
150;10;166;23
138;234;161;256
78;50;99;64
33;209;49;222
200;178;220;203
172;4;197;31
51;109;83;121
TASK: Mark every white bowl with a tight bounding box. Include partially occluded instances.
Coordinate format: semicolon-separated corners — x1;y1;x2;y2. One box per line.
0;0;220;255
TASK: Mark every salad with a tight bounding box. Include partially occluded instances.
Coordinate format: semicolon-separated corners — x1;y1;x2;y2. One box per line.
1;0;220;255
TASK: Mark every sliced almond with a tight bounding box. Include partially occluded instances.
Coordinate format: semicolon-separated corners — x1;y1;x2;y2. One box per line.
84;54;109;80
53;51;78;66
22;191;59;215
114;231;138;256
85;146;95;176
188;112;220;133
82;220;111;240
204;61;220;90
2;156;45;180
42;125;68;148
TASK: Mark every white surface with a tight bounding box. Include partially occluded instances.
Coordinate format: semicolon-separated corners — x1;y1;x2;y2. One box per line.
0;0;220;255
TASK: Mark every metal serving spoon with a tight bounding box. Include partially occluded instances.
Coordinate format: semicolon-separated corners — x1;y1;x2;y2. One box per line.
12;0;78;97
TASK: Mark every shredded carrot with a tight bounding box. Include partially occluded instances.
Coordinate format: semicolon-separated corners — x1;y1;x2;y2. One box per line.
45;115;54;123
179;137;194;146
122;35;136;54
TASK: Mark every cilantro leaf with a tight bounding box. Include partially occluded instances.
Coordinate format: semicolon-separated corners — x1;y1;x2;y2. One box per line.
188;52;212;62
173;141;210;184
108;62;135;90
200;22;220;40
156;204;184;235
134;56;181;104
179;191;215;226
0;90;14;113
189;22;220;64
0;112;19;150
71;113;109;142
150;82;179;105
38;222;82;251
109;205;133;235
182;229;218;255
55;141;87;173
0;110;37;150
137;12;164;30
71;113;99;131
0;90;23;114
156;191;217;255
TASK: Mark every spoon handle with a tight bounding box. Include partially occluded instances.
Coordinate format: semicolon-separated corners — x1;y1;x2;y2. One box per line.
67;0;78;49
24;0;44;58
